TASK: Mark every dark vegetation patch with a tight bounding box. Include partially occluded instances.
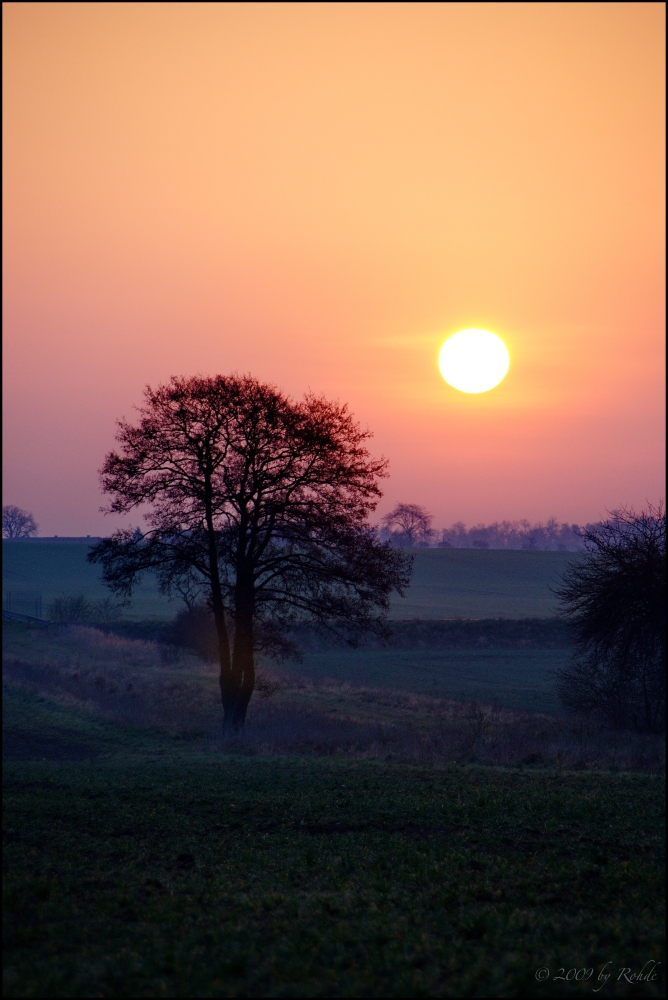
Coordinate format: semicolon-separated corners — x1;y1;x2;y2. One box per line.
131;610;574;658
2;691;664;998
55;614;572;673
271;645;572;714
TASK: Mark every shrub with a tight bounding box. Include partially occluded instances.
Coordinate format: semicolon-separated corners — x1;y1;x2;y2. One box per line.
48;595;125;627
555;504;665;733
48;594;94;625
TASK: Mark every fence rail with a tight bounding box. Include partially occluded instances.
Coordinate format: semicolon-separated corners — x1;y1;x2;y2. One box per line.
2;609;50;625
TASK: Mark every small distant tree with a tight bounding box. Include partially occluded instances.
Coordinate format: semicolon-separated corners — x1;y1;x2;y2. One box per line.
90;597;125;626
2;505;38;539
555;504;666;733
48;594;124;627
89;375;411;730
382;503;433;547
49;594;93;625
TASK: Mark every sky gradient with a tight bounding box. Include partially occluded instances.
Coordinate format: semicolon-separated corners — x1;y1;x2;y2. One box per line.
3;2;665;536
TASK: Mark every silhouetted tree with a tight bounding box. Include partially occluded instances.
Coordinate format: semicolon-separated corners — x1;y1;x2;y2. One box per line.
555;504;666;733
382;503;433;547
2;505;38;539
89;375;411;730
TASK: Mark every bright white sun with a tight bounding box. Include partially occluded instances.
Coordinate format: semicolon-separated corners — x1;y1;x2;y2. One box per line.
438;328;509;394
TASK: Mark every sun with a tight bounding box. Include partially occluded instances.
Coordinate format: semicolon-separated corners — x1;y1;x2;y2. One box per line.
438;328;509;393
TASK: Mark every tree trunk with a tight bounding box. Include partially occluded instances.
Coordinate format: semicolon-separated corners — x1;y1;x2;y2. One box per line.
221;589;255;732
211;597;237;724
201;473;239;731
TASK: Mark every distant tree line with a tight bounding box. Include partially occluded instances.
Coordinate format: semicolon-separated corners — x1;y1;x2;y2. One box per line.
379;504;587;550
0;500;591;550
437;518;585;551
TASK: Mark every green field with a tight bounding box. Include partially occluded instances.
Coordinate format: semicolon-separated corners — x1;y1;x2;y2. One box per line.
3;543;579;621
3;611;570;715
389;548;580;619
3;687;665;999
2;542;175;620
275;648;569;715
4;547;662;995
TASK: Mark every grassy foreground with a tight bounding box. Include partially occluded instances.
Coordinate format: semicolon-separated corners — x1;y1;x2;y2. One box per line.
3;689;665;998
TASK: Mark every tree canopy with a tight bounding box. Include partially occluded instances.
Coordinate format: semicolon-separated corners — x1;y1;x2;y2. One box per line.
2;505;38;539
382;503;433;547
89;375;411;729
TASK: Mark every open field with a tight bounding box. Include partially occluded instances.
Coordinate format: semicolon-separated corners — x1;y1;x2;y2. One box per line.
3;685;665;999
3;618;570;716
3;612;663;997
273;648;569;715
2;542;579;717
3;543;580;620
3;622;664;772
3;623;663;773
2;541;173;621
388;548;580;619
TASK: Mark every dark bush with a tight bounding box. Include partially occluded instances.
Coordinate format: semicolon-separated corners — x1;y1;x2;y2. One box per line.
161;607;301;664
555;504;665;733
49;594;94;625
162;606;219;663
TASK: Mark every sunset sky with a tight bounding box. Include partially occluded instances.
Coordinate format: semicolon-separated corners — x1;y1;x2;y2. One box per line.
3;2;665;536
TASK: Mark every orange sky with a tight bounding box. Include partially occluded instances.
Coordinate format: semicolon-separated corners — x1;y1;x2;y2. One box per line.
3;2;665;535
